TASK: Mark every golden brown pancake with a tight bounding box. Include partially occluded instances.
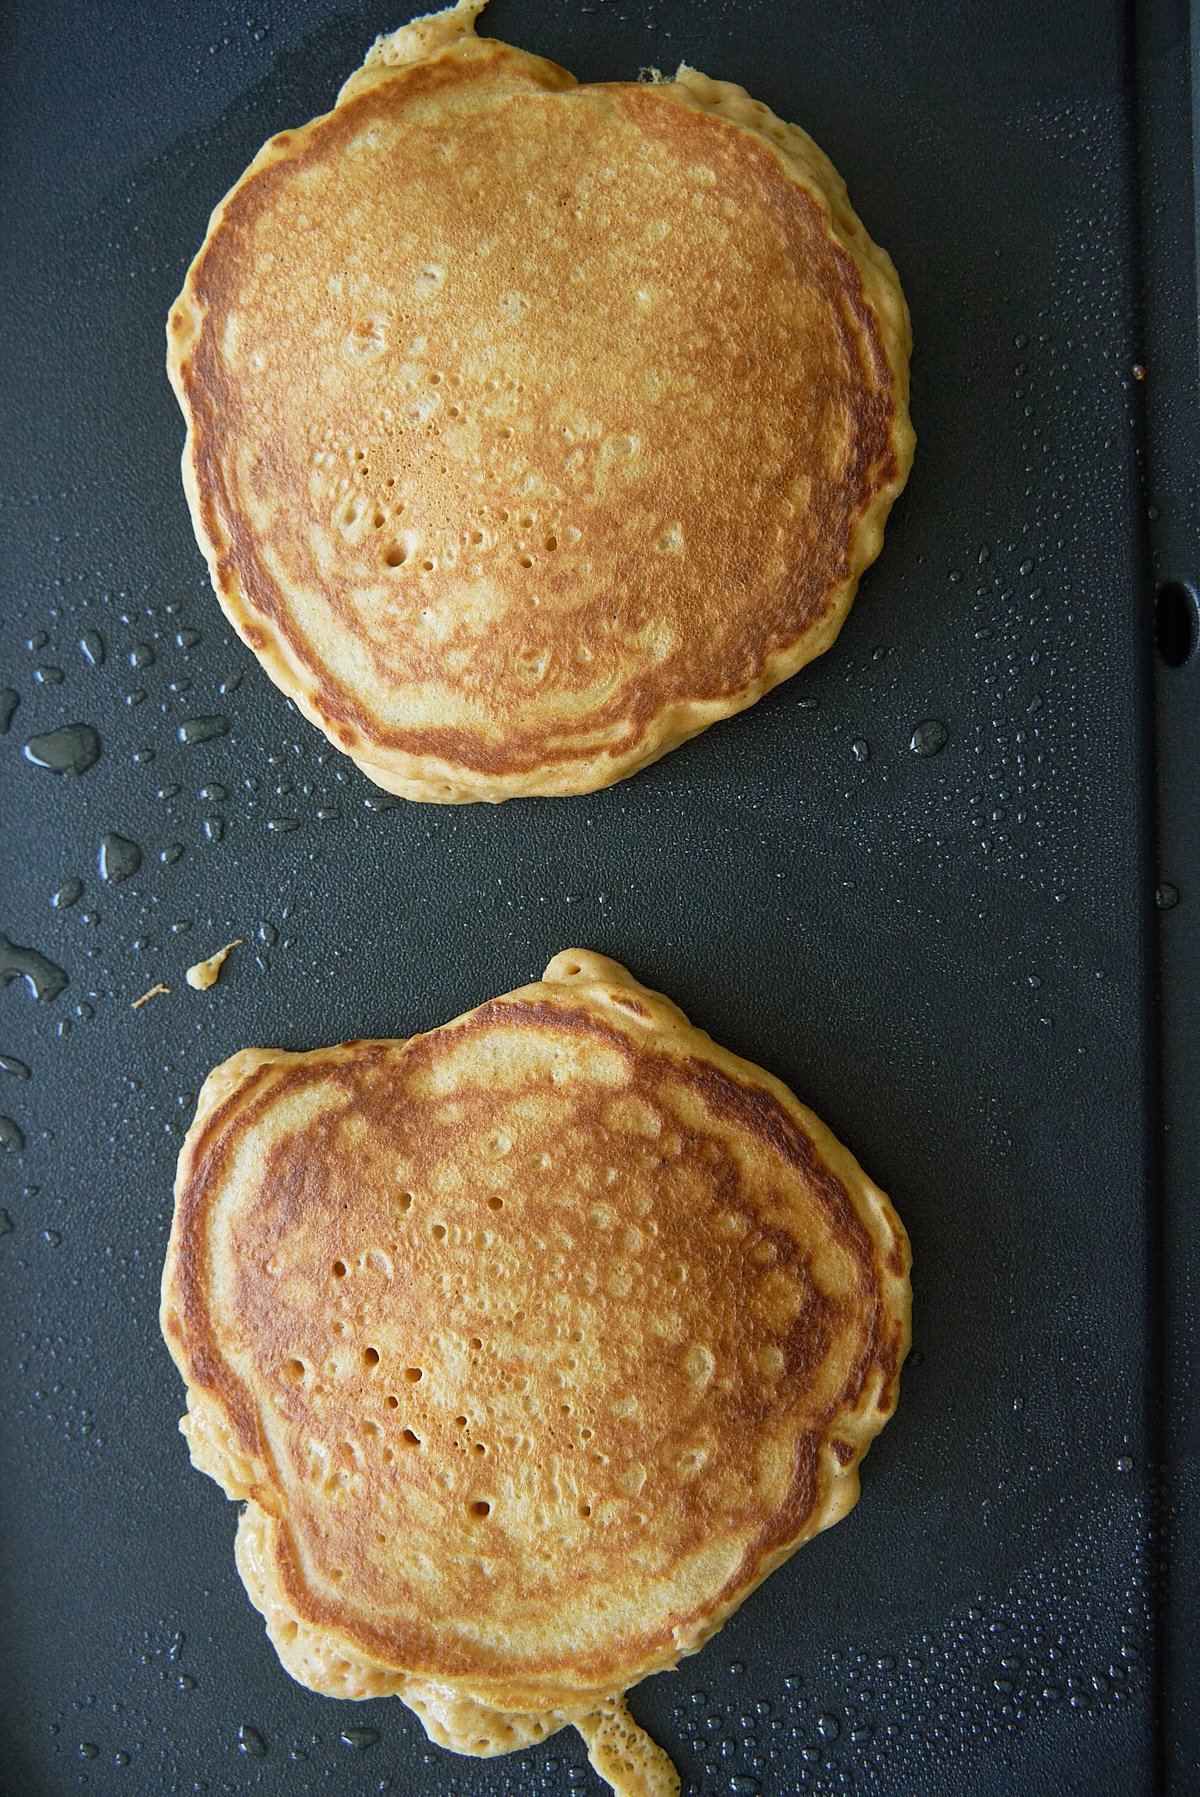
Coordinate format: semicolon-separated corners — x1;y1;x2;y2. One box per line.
161;949;911;1795
167;0;914;802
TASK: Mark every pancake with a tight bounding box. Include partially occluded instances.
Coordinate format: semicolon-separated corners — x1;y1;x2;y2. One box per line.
161;949;911;1795
167;0;914;803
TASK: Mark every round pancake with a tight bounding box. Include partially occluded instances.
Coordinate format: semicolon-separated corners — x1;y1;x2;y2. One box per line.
167;0;914;803
161;949;911;1796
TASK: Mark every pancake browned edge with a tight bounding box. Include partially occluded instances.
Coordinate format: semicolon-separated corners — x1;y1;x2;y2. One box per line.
166;0;914;803
161;949;911;1797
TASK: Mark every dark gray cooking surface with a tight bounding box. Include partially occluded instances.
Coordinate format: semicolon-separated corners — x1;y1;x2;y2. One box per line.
2;2;1193;1792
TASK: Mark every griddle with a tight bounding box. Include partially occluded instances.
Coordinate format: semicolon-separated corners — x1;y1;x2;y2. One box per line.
2;2;1197;1792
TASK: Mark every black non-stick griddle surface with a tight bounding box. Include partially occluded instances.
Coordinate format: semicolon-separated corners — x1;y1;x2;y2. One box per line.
2;2;1192;1792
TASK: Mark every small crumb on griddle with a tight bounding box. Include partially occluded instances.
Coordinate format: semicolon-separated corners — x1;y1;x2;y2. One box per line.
132;982;171;1010
186;938;243;991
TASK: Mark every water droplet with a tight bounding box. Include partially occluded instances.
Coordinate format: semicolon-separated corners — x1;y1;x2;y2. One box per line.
237;1724;267;1758
79;1742;100;1760
203;817;225;842
43;1228;61;1246
178;714;230;746
219;671;243;695
52;878;84;910
0;1117;24;1154
23;723;101;775
199;783;227;802
35;665;64;685
1156;883;1180;910
125;689;147;707
909;719;948;757
79;631;106;667
267;817;299;833
729;1779;760;1795
177;1673;197;1691
115;1750;130;1766
130;643;155;668
159;843;186;866
0;689;19;733
851;739;870;763
1116;1455;1133;1473
0;933;68;1002
176;628;202;649
340;1728;380;1749
816;1715;840;1741
0;1210;12;1236
257;921;279;946
98;834;142;884
0;1057;30;1079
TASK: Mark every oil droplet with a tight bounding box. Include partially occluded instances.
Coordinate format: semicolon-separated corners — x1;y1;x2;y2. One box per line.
851;739;870;763
178;715;229;745
340;1728;380;1749
52;878;84;910
909;719;948;757
0;1118;24;1153
237;1724;267;1757
0;933;68;1001
0;1056;30;1079
23;723;101;775
1156;883;1180;910
98;834;142;884
0;689;18;733
79;631;106;667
